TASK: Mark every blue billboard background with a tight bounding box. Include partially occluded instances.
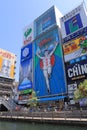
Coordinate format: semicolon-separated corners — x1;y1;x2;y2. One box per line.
18;44;32;91
21;43;32;62
34;28;66;97
64;13;83;35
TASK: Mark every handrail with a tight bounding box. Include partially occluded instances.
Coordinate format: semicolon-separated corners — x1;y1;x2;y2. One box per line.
0;110;87;119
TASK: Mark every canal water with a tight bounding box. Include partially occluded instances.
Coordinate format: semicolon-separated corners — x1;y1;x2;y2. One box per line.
0;121;87;130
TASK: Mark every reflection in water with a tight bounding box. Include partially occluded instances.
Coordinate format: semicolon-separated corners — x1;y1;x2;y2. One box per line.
0;121;87;130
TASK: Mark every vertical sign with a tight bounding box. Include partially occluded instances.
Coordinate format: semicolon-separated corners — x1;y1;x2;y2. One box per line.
34;28;66;97
18;44;32;90
23;23;34;46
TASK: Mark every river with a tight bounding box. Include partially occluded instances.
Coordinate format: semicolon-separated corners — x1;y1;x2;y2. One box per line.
0;121;87;130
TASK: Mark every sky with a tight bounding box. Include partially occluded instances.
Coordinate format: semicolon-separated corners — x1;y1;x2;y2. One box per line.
0;0;87;82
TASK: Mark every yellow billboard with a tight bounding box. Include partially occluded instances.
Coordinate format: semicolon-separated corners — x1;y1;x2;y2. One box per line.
63;37;81;55
63;35;87;62
0;48;16;79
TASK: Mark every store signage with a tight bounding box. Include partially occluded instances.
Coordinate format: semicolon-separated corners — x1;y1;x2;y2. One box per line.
63;34;87;62
63;26;87;43
69;55;87;64
21;44;32;62
61;3;87;39
68;63;87;78
23;23;34;46
65;60;87;82
64;14;83;35
0;50;15;59
24;28;32;38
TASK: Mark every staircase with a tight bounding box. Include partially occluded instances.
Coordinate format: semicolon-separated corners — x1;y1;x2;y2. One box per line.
0;97;17;111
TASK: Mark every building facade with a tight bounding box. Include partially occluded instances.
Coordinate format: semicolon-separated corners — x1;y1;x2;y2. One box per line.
18;2;87;107
18;6;67;104
60;2;87;105
0;48;16;97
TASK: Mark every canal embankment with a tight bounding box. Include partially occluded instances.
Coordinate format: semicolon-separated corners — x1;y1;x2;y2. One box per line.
0;110;87;126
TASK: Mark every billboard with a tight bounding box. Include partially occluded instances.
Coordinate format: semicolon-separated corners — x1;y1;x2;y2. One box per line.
23;22;34;46
65;59;87;83
68;83;77;99
63;26;87;43
21;43;32;62
34;6;56;38
60;3;87;39
34;28;66;97
63;34;87;62
65;58;87;101
64;14;83;35
18;44;32;91
0;48;16;79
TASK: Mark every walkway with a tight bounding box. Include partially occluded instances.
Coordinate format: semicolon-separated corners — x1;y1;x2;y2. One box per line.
0;110;87;125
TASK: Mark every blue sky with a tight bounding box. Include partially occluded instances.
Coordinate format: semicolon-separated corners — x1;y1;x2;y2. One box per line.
0;0;87;82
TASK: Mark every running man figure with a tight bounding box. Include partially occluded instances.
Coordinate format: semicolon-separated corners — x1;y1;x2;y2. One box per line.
36;42;58;93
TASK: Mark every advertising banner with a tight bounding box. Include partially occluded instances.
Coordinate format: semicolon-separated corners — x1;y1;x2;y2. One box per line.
60;3;87;39
23;22;34;46
63;34;87;62
63;26;87;43
21;43;32;62
18;44;32;91
0;48;16;79
65;59;87;83
34;6;56;38
34;28;66;97
68;83;77;99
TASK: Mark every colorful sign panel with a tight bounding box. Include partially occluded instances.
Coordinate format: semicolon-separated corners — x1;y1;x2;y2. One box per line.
64;14;83;35
23;23;34;46
65;59;87;83
34;28;66;97
0;48;16;79
18;44;32;90
63;26;87;43
63;34;87;62
34;6;56;38
60;3;87;38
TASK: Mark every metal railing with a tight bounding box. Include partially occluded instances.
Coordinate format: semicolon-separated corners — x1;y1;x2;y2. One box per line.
0;110;87;119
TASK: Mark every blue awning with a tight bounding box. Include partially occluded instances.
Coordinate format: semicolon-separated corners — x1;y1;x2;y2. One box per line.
39;96;66;102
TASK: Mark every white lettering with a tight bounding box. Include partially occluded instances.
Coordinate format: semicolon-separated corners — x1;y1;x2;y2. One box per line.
68;64;87;78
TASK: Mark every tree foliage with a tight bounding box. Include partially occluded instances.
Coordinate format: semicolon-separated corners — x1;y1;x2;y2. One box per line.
74;80;87;101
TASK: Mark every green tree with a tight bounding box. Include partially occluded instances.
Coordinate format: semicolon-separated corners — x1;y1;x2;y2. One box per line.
74;80;87;101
